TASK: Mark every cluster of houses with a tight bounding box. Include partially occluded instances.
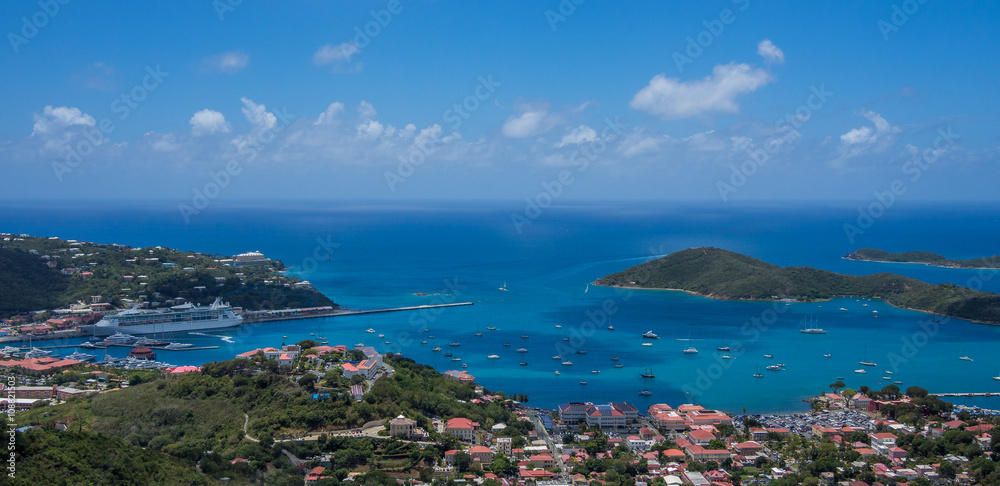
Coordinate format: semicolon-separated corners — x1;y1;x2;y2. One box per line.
0;383;93;411
235;342;389;400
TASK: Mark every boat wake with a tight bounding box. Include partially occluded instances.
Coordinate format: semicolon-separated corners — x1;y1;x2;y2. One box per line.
189;332;235;343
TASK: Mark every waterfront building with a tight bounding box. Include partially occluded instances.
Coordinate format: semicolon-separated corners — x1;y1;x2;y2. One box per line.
234;251;270;265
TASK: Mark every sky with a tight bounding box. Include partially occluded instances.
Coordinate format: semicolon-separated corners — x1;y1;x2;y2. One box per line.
1;1;998;204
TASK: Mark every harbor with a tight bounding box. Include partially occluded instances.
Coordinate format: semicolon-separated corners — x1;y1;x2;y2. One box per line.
241;302;475;323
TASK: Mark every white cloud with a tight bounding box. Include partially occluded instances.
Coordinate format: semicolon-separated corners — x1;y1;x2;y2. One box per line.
315;102;345;125
501;109;559;138
757;39;785;64
357;101;377;121
151;133;180;152
630;63;772;120
204;51;249;73
313;42;359;65
31;106;95;135
555;125;597;147
838;110;901;158
240;97;277;133
189;109;230;136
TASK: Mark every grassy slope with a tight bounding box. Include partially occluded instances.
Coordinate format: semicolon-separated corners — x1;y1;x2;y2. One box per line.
597;247;1000;324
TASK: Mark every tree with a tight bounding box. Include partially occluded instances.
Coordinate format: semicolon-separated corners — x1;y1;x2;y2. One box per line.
452;451;472;472
419;467;434;482
906;386;929;398
829;381;846;393
937;461;957;479
298;374;317;391
842;388;857;400
708;439;727;450
298;339;318;349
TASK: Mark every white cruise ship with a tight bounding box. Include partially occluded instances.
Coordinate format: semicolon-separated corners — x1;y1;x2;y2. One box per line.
91;298;242;336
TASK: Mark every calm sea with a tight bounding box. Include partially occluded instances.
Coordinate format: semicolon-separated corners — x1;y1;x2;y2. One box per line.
2;200;999;413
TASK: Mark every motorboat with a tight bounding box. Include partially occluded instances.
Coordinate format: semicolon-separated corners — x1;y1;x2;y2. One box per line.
487;354;500;359
683;347;698;354
642;330;659;339
164;342;194;350
432;347;442;352
855;369;866;374
562;361;573;366
516;348;528;353
642;342;653;347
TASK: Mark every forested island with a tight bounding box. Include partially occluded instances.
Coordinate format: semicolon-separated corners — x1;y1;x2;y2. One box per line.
597;247;1000;324
0;234;336;317
845;248;1000;269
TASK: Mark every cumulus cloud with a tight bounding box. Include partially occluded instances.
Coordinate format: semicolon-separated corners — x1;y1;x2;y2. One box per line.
838;110;901;158
630;63;772;120
189;109;230;136
501;108;560;138
31;106;95;136
240;97;277;133
315;102;345;125
757;39;785;64
313;42;359;65
555;125;597;147
203;51;249;73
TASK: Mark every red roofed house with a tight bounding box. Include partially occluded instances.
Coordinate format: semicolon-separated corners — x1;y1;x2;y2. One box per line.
687;429;715;446
305;466;331;484
445;417;480;442
277;353;294;367
468;445;495;466
528;454;555;469
735;441;763;455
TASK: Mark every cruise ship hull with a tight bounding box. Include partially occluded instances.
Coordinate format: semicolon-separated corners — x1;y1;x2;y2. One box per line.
89;317;242;336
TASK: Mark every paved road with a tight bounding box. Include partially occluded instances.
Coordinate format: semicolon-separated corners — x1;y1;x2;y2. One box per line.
530;413;568;480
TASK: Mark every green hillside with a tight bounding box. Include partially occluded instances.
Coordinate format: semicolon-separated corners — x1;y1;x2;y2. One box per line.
846;248;1000;269
0;235;336;317
597;247;1000;324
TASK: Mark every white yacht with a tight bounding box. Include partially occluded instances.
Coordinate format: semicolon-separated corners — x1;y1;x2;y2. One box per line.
683;347;698;354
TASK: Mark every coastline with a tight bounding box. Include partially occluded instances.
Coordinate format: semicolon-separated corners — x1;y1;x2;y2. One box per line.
591;281;1000;326
842;256;1000;271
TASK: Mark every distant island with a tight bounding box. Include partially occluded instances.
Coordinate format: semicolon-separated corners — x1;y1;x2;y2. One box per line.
596;247;1000;325
0;233;336;318
845;248;1000;269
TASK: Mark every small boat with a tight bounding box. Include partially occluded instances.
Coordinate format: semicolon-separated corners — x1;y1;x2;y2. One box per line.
282;335;288;339
614;364;623;368
429;335;436;339
591;370;600;374
640;369;655;378
642;342;653;347
823;354;832;358
859;360;877;367
378;334;384;338
552;355;561;360
65;351;96;362
366;328;375;333
486;354;501;360
452;357;461;361
885;370;892;374
764;354;774;358
579;381;587;385
420;340;428;344
959;356;973;361
519;362;528;366
79;342;98;349
498;281;508;291
894;380;903;384
475;332;483;337
521;335;529;339
449;342;460;347
563;337;570;341
164;342;195;350
516;348;528;353
562;361;573;366
638;390;652;396
837;376;844;380
554;371;560;375
642;330;659;339
721;354;733;360
444;353;453;357
753;365;763;378
683;347;698;354
503;343;510;347
424;328;430;333
462;363;467;368
855;369;866;374
607;325;615;331
384;341;392;344
23;348;54;359
766;365;782;371
555;325;562;328
310;333;315;336
839;307;848;311
882;376;892;380
432;347;442;352
717;346;731;351
576;350;587;354
610;356;620;361
486;327;497;331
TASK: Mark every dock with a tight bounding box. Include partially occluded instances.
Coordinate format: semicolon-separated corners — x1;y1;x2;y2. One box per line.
930;392;1000;397
242;302;474;323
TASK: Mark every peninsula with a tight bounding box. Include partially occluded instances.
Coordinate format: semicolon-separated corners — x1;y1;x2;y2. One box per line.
597;247;1000;324
845;248;1000;269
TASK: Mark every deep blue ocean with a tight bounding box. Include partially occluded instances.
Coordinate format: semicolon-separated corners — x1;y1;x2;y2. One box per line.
3;200;1000;413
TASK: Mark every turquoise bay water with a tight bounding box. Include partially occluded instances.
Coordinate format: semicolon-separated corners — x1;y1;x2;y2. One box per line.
2;200;1000;413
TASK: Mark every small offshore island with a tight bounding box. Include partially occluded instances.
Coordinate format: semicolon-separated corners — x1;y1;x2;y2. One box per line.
845;248;1000;269
597;247;1000;325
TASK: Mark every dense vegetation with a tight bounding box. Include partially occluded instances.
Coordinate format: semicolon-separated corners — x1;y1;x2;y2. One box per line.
597;247;1000;324
0;235;336;317
16;355;526;484
846;248;1000;269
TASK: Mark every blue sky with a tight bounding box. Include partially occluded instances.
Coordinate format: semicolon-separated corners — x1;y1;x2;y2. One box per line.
1;1;998;203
